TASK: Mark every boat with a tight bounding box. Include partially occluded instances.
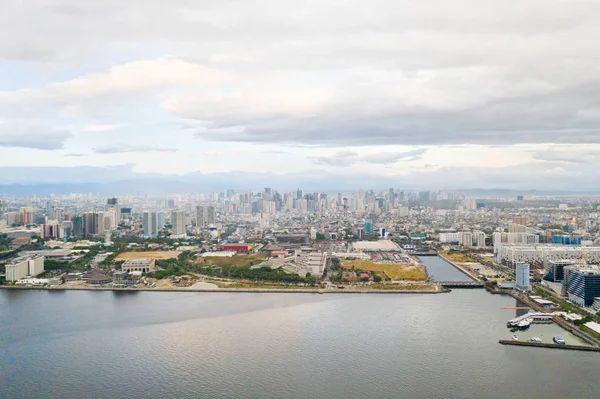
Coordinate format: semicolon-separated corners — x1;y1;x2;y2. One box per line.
528;337;542;343
553;336;566;345
512;334;519;341
517;318;532;330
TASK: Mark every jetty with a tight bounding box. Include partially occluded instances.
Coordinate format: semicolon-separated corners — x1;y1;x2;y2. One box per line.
499;340;600;352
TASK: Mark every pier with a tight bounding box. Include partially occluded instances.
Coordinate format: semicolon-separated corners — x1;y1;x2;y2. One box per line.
499;340;600;352
506;312;553;327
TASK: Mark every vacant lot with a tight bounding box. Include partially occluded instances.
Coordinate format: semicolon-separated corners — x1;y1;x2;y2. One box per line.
194;254;267;267
444;252;477;263
341;260;427;281
115;251;182;261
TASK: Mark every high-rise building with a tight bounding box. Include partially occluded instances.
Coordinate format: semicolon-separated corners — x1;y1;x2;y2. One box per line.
515;263;531;292
6;212;19;226
512;216;531;226
143;211;159;237
171;210;185;236
72;215;84;238
19;207;34;225
473;231;486;248
459;231;473;248
196;205;215;227
263;201;276;215
83;212;105;237
566;268;600;307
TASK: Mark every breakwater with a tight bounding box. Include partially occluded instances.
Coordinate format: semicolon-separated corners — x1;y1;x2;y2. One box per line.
499;340;600;352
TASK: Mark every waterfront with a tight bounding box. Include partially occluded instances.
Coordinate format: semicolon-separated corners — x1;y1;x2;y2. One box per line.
418;255;473;282
2;288;599;399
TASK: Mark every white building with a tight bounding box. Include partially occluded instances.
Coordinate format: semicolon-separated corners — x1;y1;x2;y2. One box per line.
515;262;531;291
439;232;460;243
122;258;156;273
5;256;45;282
293;250;327;277
473;231;486;248
496;244;600;267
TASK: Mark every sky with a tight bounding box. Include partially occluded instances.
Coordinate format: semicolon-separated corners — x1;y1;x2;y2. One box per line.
1;0;600;191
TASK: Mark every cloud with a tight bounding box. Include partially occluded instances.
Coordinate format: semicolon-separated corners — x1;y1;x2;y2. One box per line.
92;145;177;154
83;124;124;132
0;122;71;150
531;147;600;164
64;153;86;157
203;148;289;156
311;149;426;166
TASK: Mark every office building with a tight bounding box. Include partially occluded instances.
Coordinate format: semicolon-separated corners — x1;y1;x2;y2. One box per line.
5;256;45;282
143;211;159;237
196;205;215;227
83;212;105;237
566;268;600;307
552;235;582;245
515;263;531;292
171;210;186;236
544;260;575;282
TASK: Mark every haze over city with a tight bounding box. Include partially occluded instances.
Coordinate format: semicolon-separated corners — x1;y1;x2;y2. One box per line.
2;0;600;191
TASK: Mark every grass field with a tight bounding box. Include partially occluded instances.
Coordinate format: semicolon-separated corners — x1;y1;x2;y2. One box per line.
115;251;182;261
341;260;427;280
444;252;477;263
194;254;267;267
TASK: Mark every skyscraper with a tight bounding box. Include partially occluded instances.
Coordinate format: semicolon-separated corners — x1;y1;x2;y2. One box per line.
143;211;159;237
171;210;185;236
196;205;215;227
515;263;531;292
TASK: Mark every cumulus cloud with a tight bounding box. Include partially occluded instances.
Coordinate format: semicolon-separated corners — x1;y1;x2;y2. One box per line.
311;149;426;166
92;145;177;154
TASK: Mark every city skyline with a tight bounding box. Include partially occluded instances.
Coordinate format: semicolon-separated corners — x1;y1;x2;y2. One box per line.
1;1;600;190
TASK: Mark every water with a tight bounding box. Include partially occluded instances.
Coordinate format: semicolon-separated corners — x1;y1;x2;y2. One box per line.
1;289;599;399
418;255;472;281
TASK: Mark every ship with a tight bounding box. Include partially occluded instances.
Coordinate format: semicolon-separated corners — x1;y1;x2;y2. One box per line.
553;336;566;345
516;318;532;330
527;337;542;343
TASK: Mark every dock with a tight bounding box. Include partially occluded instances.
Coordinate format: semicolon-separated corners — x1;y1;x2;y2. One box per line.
499;340;600;352
506;312;553;327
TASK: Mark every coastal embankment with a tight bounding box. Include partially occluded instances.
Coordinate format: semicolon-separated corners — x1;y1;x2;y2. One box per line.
437;253;479;280
0;285;444;295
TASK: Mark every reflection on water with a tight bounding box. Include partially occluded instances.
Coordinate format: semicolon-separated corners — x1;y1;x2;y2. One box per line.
1;289;599;399
417;256;472;282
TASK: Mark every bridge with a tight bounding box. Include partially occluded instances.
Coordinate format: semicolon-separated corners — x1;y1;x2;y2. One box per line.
411;252;438;256
439;281;485;288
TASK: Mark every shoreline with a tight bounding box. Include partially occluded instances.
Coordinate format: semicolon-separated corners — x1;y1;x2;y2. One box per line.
0;285;446;295
437;253;480;281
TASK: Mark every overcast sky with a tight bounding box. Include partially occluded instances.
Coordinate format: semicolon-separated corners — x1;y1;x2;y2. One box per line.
1;0;600;190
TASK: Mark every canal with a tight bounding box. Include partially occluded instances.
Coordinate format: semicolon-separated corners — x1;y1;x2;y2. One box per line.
418;255;473;282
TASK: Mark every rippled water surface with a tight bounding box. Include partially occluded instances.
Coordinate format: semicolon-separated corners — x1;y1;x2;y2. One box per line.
1;288;599;399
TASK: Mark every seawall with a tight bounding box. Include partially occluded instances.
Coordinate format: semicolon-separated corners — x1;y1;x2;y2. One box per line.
0;285;444;295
